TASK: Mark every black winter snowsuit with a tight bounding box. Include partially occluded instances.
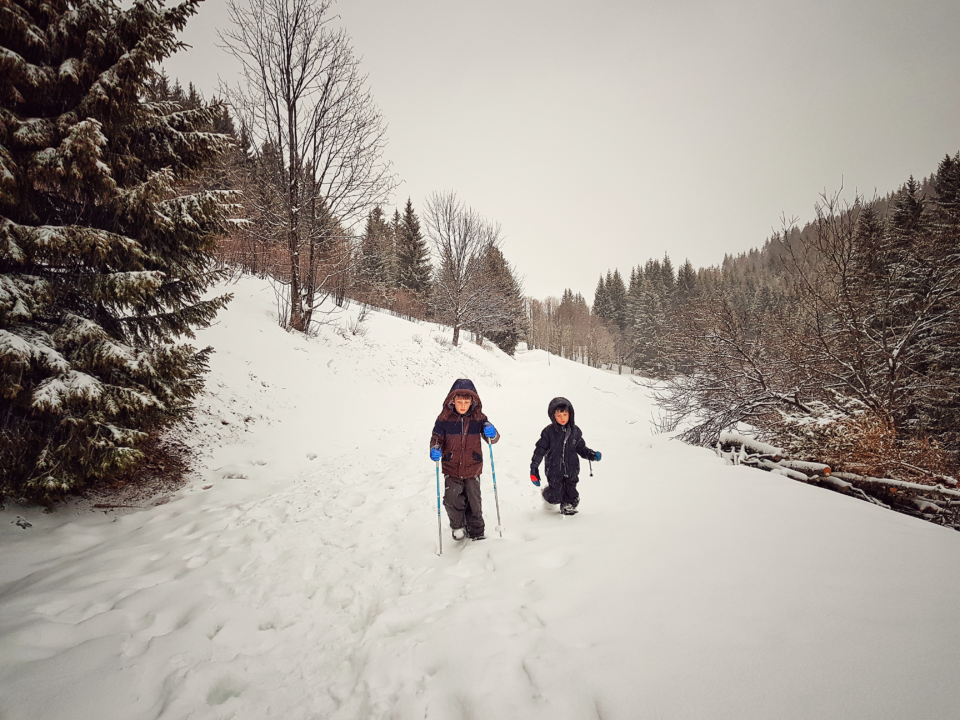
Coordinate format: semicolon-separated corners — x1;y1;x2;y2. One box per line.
530;396;596;507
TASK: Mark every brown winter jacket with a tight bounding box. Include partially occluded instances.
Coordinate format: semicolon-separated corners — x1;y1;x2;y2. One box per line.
430;386;499;479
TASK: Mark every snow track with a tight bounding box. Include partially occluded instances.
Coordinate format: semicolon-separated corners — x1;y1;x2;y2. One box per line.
3;277;960;720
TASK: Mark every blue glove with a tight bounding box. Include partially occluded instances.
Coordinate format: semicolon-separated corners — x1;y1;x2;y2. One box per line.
593;451;601;462
430;447;441;462
483;422;497;439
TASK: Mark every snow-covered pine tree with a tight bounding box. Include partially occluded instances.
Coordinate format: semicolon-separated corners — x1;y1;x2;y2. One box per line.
632;273;668;377
358;206;394;290
479;244;525;355
0;0;232;502
920;154;960;451
675;258;699;302
607;269;628;331
591;274;610;321
660;253;675;302
396;198;432;294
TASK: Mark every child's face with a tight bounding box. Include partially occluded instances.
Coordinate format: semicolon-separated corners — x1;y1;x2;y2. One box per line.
454;395;472;415
554;409;569;425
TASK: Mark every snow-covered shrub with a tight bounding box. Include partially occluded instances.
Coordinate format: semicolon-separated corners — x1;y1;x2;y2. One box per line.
0;0;232;503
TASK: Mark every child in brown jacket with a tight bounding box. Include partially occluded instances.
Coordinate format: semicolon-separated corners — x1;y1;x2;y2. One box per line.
430;379;499;540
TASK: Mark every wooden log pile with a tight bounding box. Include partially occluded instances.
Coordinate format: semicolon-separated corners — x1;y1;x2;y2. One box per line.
716;431;960;532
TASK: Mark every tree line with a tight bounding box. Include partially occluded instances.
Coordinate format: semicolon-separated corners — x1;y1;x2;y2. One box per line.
531;155;960;481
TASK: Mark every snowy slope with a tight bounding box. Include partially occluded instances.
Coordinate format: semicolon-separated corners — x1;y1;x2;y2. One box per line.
2;277;959;720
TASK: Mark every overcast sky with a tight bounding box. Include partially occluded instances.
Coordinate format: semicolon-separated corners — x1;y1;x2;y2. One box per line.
164;0;960;301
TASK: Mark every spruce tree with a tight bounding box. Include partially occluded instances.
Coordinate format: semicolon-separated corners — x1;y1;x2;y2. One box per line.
478;245;525;355
675;259;699;302
632;274;667;376
931;153;960;234
359;206;393;288
660;253;675;300
592;275;610;320
396;198;432;294
606;269;627;331
0;0;232;502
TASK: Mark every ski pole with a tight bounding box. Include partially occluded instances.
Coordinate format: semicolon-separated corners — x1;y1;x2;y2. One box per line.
588;459;593;477
435;460;443;555
487;442;503;537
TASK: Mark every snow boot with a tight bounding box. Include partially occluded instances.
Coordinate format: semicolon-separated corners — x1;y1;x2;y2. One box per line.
452;528;466;541
468;532;485;541
560;504;578;516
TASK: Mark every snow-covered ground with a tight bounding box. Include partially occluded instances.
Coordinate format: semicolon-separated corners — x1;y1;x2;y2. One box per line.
2;277;959;720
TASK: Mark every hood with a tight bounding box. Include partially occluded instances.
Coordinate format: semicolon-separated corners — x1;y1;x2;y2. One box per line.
449;379;478;395
548;396;575;428
442;379;482;417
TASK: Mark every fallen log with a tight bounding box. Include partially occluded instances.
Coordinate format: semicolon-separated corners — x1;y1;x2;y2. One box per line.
818;475;891;509
750;457;815;483
911;498;942;515
831;472;960;501
718;431;784;461
779;459;831;476
715;435;957;529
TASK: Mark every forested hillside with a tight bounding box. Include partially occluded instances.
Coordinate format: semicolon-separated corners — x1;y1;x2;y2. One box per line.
531;157;960;518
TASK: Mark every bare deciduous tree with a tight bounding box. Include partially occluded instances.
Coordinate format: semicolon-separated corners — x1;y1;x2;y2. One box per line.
219;0;397;330
650;281;818;445
423;191;502;346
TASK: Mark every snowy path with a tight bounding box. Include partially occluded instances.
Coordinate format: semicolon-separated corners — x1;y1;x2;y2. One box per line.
2;278;959;720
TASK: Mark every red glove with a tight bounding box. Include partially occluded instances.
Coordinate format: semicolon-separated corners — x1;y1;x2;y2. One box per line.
530;474;541;487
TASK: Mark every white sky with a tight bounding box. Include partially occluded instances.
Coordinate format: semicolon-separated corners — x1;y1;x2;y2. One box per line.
164;0;960;301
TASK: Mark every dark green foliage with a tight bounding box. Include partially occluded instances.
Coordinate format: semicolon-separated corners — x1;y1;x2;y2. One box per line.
0;0;232;502
358;206;394;287
605;269;627;331
479;245;525;355
591;275;610;320
396;198;432;294
675;259;698;301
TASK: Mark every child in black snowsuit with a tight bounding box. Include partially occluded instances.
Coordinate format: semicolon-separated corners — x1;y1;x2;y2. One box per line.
430;379;499;540
530;396;600;515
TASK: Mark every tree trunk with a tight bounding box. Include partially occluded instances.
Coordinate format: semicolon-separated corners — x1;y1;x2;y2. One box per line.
289;228;304;331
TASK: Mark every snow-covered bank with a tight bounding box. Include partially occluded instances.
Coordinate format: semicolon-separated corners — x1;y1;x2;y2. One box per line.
2;277;959;720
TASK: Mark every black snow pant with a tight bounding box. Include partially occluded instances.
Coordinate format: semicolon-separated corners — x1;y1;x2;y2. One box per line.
542;475;579;507
444;475;484;537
